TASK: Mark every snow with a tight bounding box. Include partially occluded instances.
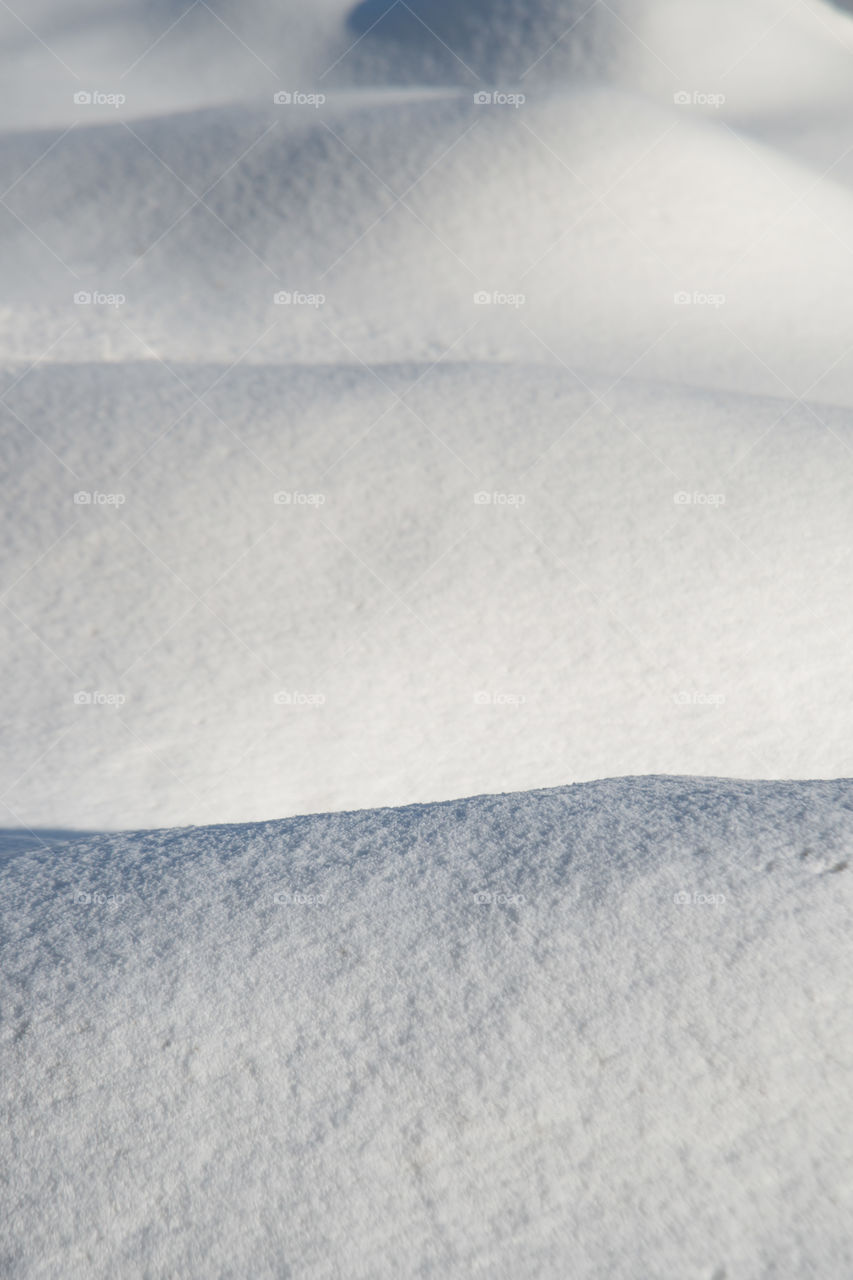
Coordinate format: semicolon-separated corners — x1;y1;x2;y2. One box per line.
2;777;853;1277
7;86;853;398
4;361;853;831
3;0;853;1272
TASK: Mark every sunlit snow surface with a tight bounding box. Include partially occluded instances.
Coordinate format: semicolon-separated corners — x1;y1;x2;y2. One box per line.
3;0;853;1273
2;778;853;1277
4;0;853;827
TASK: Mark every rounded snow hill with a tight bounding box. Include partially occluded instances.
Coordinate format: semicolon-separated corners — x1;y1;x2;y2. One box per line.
338;0;853;110
3;360;853;831
5;84;853;402
5;1;852;132
2;777;852;1277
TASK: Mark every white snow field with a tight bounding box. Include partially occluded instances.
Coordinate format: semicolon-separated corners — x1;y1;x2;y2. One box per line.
2;778;853;1278
4;1;853;833
3;0;853;1275
4;362;853;831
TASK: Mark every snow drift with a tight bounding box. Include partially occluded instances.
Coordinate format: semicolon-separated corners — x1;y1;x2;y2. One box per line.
342;0;853;111
3;4;853;829
4;361;853;831
2;777;852;1277
3;1;853;1275
6;84;853;400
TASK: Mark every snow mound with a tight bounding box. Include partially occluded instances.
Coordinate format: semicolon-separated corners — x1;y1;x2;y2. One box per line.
342;0;625;85
4;360;853;831
6;85;853;400
2;777;852;1277
339;0;853;109
7;1;851;131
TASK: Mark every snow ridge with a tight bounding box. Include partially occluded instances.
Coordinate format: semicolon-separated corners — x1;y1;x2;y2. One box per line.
2;776;852;1277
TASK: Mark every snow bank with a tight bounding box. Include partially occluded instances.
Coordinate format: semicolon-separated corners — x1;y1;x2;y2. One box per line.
7;0;851;132
3;3;853;1270
4;361;853;831
6;84;853;399
341;0;853;110
3;0;853;833
2;777;852;1277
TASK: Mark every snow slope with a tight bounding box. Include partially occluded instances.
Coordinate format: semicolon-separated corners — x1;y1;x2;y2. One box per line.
4;2;853;1275
4;361;853;831
4;0;853;128
4;0;853;834
2;777;852;1277
342;0;853;112
6;85;853;400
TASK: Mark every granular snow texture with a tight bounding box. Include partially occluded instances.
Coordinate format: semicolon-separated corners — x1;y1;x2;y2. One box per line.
2;776;852;1277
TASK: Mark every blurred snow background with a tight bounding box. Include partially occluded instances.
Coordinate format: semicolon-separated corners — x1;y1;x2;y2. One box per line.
3;0;853;830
